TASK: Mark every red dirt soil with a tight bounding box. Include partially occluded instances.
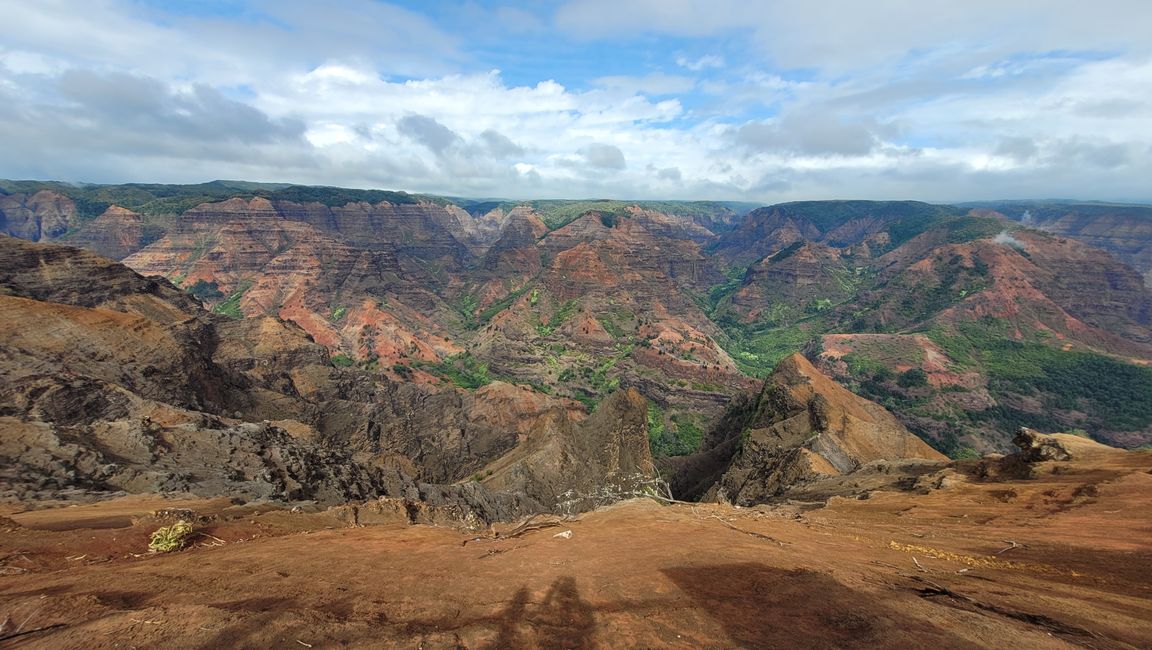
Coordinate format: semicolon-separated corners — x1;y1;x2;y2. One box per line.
2;450;1151;649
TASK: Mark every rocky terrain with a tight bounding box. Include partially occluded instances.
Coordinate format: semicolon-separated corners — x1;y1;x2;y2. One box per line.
5;181;1152;457
1;431;1149;648
3;181;1152;646
0;235;645;521
0;232;961;518
965;201;1152;286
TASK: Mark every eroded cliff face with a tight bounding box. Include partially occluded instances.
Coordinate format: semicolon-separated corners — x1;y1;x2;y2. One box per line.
66;206;147;260
266;199;477;268
0;190;78;243
120;197;463;369
465;209;753;434
984;203;1152;286
666;354;945;506
841;230;1152;355
7;185;1152;463
477;387;657;512
726;242;861;323
0;236;659;517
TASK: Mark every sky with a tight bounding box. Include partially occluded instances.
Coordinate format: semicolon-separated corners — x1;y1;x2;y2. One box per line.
1;1;1151;203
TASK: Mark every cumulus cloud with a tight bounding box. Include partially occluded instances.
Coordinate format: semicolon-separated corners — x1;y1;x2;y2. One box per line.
397;114;461;154
732;112;881;156
57;70;303;144
579;144;627;170
478;130;524;158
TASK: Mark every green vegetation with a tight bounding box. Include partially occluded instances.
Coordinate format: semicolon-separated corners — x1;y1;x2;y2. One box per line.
476;283;533;325
211;280;253;319
646;403;668;456
330;353;355;368
0;180;451;224
882;212;1003;249
329;305;348;321
840;317;1152;454
455;294;479;328
648;403;706;457
536;299;580;336
978;343;1152;431
416;352;491;390
185;279;224;301
897;368;928;388
717;319;824;377
457;199;737;231
706;265;747;311
263;185;429;207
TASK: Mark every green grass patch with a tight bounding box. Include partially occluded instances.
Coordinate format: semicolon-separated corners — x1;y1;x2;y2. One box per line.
330;353;355;368
211;280;253;319
536;299;580;337
415;352;491;390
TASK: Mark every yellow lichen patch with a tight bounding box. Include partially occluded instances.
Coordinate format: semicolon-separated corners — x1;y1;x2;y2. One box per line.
887;541;1080;576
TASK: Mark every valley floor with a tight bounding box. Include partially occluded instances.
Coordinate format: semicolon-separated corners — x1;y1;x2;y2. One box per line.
2;450;1151;649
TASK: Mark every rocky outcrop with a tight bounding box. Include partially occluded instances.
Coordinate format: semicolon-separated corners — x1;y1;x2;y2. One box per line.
981;202;1152;286
0;190;78;242
706;354;945;505
478;388;657;512
65;205;147;260
0;235;202;321
1013;427;1118;462
0;413;386;505
332;480;544;529
270;199;475;270
712;200;952;267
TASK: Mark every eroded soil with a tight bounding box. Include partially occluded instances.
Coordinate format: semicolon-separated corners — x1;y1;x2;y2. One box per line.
2;450;1151;649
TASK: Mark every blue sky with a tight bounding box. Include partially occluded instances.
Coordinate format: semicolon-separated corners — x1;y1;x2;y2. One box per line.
1;1;1150;202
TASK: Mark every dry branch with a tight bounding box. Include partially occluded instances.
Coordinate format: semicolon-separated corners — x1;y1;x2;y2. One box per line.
995;540;1026;555
710;515;790;547
0;623;67;642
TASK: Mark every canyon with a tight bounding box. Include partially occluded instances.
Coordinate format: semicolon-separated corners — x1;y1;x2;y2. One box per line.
2;181;1151;647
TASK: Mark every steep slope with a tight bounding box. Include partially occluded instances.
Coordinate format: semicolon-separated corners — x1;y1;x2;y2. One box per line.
707;203;1152;453
811;229;1152;452
477;387;657;511
968;201;1152;285
0;236;653;515
0;189;79;242
711;200;958;268
668;354;944;505
463;209;755;449
121;197;462;369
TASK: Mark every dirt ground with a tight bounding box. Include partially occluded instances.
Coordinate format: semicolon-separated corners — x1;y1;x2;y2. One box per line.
2;450;1151;649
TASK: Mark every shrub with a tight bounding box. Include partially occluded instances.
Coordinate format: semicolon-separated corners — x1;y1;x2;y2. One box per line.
149;520;194;553
897;368;928;388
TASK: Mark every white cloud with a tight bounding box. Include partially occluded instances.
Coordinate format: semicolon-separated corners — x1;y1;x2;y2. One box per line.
675;55;725;71
0;1;1150;203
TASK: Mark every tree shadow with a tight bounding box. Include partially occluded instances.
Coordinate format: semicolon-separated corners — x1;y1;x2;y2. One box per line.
663;563;981;649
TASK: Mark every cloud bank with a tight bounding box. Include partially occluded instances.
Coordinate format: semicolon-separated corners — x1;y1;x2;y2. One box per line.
0;0;1150;202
